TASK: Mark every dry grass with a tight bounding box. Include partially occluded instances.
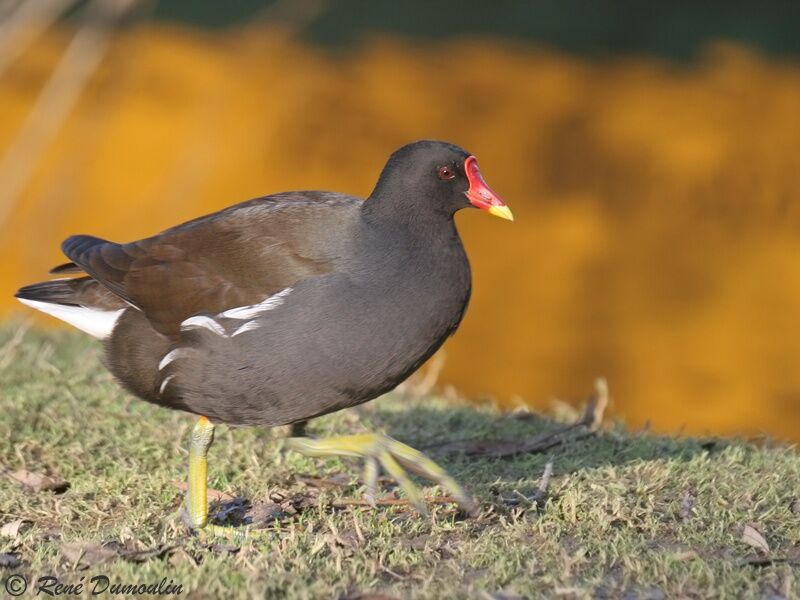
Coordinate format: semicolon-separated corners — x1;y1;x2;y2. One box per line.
2;325;800;599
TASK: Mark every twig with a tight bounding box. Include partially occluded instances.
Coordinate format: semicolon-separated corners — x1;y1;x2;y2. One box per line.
537;460;553;494
427;378;609;459
329;495;463;509
413;351;446;397
0;323;29;370
0;0;137;230
580;377;609;432
397;351;446;398
0;0;78;78
0;0;24;19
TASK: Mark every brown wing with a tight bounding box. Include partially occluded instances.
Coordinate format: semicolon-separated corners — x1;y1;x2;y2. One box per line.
61;194;353;336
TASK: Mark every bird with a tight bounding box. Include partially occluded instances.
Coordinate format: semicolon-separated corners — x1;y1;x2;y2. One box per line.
15;140;512;537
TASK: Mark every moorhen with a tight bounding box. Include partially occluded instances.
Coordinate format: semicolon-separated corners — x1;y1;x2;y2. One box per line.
16;140;512;536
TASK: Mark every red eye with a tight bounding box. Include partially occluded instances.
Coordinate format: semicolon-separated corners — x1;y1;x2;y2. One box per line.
437;166;455;180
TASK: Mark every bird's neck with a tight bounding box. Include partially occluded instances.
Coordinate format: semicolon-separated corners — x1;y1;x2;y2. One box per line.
361;190;453;234
359;195;470;290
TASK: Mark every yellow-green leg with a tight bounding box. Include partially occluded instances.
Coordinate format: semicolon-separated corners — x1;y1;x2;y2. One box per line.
185;416;251;542
186;416;215;530
285;433;477;515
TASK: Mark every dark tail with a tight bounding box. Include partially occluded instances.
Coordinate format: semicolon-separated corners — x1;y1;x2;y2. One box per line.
15;277;127;310
15;279;80;305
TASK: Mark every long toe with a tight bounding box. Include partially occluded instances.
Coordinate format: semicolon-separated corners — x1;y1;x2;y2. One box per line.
384;439;478;515
286;433;476;515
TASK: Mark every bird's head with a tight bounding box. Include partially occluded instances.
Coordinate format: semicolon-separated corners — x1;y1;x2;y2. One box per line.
368;140;513;222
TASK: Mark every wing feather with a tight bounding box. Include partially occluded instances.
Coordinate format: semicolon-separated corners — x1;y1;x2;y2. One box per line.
60;194;355;335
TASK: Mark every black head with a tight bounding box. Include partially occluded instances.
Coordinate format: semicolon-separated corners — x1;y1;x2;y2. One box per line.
366;140;512;224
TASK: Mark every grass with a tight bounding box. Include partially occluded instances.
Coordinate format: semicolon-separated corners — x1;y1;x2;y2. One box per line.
1;326;799;599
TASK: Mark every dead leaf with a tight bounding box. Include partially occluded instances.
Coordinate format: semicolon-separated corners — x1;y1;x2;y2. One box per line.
168;548;198;568
207;496;296;529
295;472;352;489
211;497;250;525
341;594;400;600
172;481;234;502
0;552;21;568
741;524;770;554
790;499;800;516
672;550;699;562
247;501;285;525
39;527;62;542
405;533;431;551
1;519;30;538
330;529;360;552
60;541;175;569
269;489;291;502
480;592;528;600
61;542;120;569
679;490;695;521
7;469;68;493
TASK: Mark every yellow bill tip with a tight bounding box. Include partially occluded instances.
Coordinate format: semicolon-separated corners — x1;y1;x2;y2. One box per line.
487;204;514;221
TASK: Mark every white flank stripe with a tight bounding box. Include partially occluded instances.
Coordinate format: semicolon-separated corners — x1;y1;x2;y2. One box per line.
231;320;260;337
180;315;226;336
159;374;176;395
17;298;123;340
178;287;292;338
220;288;292;320
158;348;185;371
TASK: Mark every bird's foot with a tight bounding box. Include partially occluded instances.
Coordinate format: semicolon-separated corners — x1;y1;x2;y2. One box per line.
285;432;477;516
183;515;254;544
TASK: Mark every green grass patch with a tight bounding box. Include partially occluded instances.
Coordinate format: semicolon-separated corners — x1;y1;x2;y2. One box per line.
1;326;799;599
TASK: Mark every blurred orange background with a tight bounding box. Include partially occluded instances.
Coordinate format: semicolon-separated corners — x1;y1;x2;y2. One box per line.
3;2;800;440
